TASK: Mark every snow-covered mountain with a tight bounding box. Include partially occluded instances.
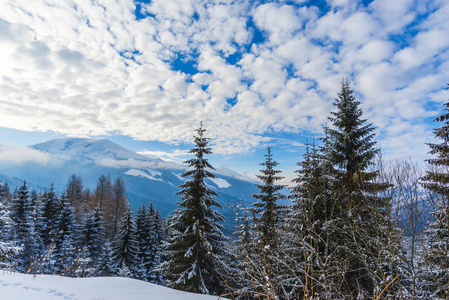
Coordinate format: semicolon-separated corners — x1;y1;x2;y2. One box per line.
0;138;259;234
32;138;163;165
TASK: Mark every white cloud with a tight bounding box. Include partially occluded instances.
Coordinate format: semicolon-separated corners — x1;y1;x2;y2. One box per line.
137;149;190;162
0;0;448;164
253;3;303;45
0;146;59;165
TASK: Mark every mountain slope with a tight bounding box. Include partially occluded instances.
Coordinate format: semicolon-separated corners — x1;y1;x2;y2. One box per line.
32;138;164;165
0;138;259;234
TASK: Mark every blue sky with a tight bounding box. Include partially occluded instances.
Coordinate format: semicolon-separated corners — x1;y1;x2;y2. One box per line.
0;0;448;183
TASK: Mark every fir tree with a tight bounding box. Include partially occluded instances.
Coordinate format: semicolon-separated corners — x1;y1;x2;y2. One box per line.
0;201;21;268
247;147;287;298
252;147;286;249
232;200;256;296
36;184;61;247
135;203;152;281
286;139;331;298
111;208;138;277
80;208;105;271
322;80;396;298
9;181;42;272
10;181;33;238
149;206;165;285
97;241;114;276
420;84;449;299
0;182;11;205
51;198;77;275
159;123;233;295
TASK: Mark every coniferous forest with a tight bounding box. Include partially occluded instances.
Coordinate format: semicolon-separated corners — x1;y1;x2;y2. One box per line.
1;82;449;299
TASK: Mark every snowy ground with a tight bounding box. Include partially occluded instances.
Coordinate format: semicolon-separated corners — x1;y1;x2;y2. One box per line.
0;272;226;300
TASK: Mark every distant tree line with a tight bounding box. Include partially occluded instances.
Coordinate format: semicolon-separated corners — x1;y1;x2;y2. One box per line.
0;173;165;284
1;82;449;299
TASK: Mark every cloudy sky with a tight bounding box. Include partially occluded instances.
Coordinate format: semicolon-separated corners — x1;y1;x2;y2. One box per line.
0;0;448;181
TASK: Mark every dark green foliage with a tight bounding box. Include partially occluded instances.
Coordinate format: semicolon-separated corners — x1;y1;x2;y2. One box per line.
9;181;42;272
96;241;115;276
322;80;396;298
135;203;152;281
111;208;138;276
36;184;61;247
252;147;286;248
80;208;105;266
51;198;77;274
287;140;331;298
159;123;232;295
420;84;449;298
10;181;33;237
0;200;21;267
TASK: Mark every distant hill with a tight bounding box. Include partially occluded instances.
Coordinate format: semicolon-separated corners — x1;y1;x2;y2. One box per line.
0;138;259;235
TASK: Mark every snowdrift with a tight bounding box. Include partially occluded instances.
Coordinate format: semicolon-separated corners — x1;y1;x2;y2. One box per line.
0;272;226;300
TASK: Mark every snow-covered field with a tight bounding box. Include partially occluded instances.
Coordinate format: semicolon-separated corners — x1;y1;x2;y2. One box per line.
0;272;225;300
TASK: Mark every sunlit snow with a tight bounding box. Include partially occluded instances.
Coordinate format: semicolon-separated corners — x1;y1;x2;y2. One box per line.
209;178;231;188
124;169;163;182
0;272;225;300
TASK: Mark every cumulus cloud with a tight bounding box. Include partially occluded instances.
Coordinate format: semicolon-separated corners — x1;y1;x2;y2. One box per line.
137;149;190;163
0;0;448;163
0;146;60;165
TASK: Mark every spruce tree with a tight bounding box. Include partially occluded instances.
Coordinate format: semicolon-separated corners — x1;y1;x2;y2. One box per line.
0;201;21;268
248;148;287;298
150;209;165;285
97;241;114;276
232;201;256;296
51;197;77;275
322;80;396;298
135;203;152;281
420;84;449;298
287;140;331;298
9;181;42;272
36;184;61;247
252;147;286;248
80;208;105;272
111;208;138;277
159;123;233;295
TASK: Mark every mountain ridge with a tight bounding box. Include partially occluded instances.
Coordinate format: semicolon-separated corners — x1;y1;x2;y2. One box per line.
0;137;259;234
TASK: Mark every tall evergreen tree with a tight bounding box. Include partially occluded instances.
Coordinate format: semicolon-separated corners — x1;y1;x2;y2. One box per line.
286;139;331;298
247;148;287;298
9;181;42;272
420;84;449;299
10;181;33;238
135;203;152;281
0;201;21;268
36;184;61;247
96;241;114;276
80;208;105;270
322;80;396;298
111;208;138;277
252;147;286;249
0;182;11;205
150;209;165;285
51;197;77;275
159;123;233;295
